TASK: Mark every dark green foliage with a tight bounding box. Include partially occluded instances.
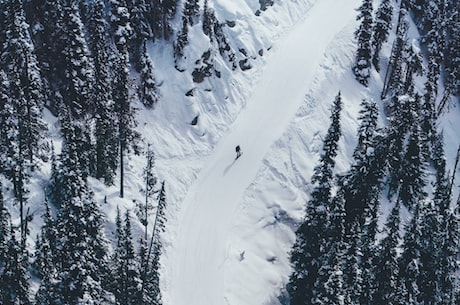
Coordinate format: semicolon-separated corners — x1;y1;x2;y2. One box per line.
353;0;373;86
288;93;343;305
147;0;179;40
112;209;142;305
372;0;393;71
139;42;159;108
374;201;401;305
0;227;31;305
61;3;95;118
88;0;119;186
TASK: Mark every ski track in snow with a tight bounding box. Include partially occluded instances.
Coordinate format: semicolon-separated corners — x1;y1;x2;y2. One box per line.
168;1;361;305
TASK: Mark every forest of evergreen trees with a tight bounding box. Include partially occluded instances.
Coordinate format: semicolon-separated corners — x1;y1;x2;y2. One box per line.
0;0;459;304
289;0;459;304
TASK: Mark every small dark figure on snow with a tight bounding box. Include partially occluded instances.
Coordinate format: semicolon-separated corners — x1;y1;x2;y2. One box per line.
235;145;242;159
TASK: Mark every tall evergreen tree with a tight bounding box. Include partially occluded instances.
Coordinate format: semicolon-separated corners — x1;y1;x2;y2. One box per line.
0;180;11;278
111;0;140;198
48;119;110;304
288;92;343;305
371;0;394;71
147;0;179;40
374;200;401;305
398;200;423;305
0;227;31;305
60;2;95;118
139;42;159;108
34;200;58;305
87;0;119;185
112;208;142;305
353;0;373;86
141;181;168;305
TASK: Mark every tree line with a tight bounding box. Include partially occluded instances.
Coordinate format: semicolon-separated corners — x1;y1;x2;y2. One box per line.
288;0;459;304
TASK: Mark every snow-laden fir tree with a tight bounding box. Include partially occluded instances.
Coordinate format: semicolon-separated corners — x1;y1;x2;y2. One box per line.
87;0;119;186
139;41;159;108
111;0;140;198
112;209;142;305
140;180;168;305
398;200;423;305
34;200;59;305
0;180;11;277
342;98;383;226
288;92;343;305
0;226;31;305
46;111;111;304
147;0;179;40
374;200;401;305
61;2;95;118
352;0;373;86
371;0;393;71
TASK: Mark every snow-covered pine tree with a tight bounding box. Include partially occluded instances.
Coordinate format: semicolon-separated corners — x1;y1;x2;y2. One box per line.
139;41;159;108
342;220;363;305
147;0;179;40
0;226;31;305
342;98;384;226
202;0;237;70
288;92;343;305
397;115;427;210
0;180;11;277
398;200;423;305
371;0;393;71
111;0;140;198
50;114;110;304
87;0;119;186
112;208;142;305
34;200;59;305
313;191;346;305
141;180;168;305
127;0;152;70
61;2;95;118
352;0;373;86
374;200;401;305
1;0;47;168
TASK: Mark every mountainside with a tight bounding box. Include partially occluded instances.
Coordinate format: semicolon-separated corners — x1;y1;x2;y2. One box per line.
0;0;459;305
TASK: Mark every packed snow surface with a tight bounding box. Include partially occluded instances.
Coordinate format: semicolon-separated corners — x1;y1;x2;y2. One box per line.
165;1;362;305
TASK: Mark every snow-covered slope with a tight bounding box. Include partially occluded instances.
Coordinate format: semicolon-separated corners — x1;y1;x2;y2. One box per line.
159;1;364;305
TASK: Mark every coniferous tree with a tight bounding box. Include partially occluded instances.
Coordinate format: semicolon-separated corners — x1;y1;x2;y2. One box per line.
374;200;401;305
141;180;168;305
398;200;423;305
353;0;373;86
147;0;179;40
111;0;140;198
88;0;119;185
313;192;346;305
0;227;31;305
48;119;110;304
1;0;47;172
60;2;95;118
112;208;142;305
342;98;383;225
372;0;394;71
288;93;343;305
34;200;58;305
398;118;427;210
139;42;159;108
343;220;363;305
0;180;11;278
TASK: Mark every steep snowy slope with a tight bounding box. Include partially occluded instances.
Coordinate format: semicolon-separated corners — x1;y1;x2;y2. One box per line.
159;1;363;305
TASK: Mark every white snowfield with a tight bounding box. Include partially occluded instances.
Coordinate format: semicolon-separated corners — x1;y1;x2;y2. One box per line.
167;1;361;305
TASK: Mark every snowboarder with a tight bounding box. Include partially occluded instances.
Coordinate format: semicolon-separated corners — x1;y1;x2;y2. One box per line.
235;145;242;159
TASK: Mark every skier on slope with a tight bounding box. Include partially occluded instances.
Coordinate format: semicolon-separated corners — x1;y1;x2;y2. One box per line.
235;145;242;159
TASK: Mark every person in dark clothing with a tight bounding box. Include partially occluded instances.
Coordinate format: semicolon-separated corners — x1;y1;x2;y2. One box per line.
235;145;242;159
